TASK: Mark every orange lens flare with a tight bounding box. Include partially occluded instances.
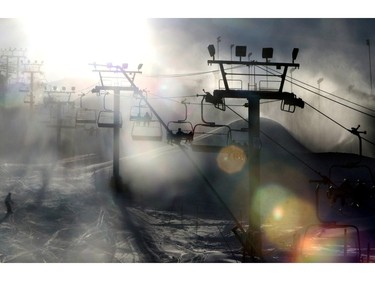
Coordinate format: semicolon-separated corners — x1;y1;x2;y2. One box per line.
216;145;247;174
272;206;284;221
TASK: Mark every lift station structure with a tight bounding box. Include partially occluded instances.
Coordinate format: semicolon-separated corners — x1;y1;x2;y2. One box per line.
91;63;142;191
206;44;304;260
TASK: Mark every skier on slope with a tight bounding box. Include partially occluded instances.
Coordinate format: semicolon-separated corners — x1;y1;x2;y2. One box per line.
5;192;14;214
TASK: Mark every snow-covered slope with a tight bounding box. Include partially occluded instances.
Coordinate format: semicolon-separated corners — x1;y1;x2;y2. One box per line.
1;112;375;263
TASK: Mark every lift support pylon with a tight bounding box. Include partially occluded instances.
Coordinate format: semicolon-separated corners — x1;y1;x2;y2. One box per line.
207;45;304;261
91;64;142;193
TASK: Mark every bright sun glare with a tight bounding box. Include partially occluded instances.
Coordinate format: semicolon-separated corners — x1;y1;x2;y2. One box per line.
19;17;153;80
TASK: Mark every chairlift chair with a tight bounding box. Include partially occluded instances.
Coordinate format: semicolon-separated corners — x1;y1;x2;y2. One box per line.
327;162;375;212
131;117;163;141
96;90;122;128
166;100;194;144
166;121;194;144
129;104;152;122
291;178;366;263
129;96;162;141
191;124;232;152
75;92;98;125
45;91;72;104
230;127;249;149
129;94;150;121
76;108;98;125
97;110;123;128
189;94;232;152
292;223;362;263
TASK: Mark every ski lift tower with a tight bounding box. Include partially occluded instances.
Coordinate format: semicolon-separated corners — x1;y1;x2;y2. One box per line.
21;59;43;113
91;63;142;192
44;86;76;149
207;45;304;261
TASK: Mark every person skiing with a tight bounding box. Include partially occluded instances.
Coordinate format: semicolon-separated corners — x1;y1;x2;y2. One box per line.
5;192;14;214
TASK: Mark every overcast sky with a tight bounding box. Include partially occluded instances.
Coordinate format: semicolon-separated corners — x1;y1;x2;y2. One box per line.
1;17;374;89
1;6;375;156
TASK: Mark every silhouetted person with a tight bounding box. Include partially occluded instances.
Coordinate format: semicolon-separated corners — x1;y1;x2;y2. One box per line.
327;179;353;210
185;131;194;143
175;128;184;136
143;112;151;126
5;192;14;214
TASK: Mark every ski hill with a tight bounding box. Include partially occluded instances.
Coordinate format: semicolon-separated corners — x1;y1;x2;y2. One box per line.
0;111;375;263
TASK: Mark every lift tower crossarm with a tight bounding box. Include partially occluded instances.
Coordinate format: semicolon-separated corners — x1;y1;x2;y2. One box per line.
208;59;299;92
208;59;299;68
92;85;136;92
213;89;299;100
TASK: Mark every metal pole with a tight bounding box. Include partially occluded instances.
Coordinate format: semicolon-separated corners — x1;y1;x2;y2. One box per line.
217;37;221;75
22;61;43;113
57;102;62;149
29;72;34;113
248;52;252;90
113;88;120;185
230;44;234;78
247;94;262;260
217;36;221;60
367;39;373;95
5;56;9;85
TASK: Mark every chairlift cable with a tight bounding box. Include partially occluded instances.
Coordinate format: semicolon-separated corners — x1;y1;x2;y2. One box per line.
146;94;197;103
304;102;348;131
253;65;375;147
291;77;375;114
362;136;375;147
136;91;170;132
257;64;375;114
148;95;198;100
226;104;328;181
147;63;375;117
148;93;254;107
143;69;219;78
257;65;375;118
143;65;242;78
136;90;246;233
294;82;375;119
179;145;246;233
305;102;375;147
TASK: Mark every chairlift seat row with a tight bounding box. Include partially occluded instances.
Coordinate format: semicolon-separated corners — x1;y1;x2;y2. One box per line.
166;124;236;151
167;121;194;134
47;118;76;128
129;105;153;121
131;119;162;141
167;129;194;145
191;123;232;140
76;109;98;124
97;110;123;128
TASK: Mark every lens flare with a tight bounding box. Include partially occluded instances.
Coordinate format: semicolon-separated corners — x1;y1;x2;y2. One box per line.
253;184;316;249
272;206;284;221
216;145;247;174
293;225;361;262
